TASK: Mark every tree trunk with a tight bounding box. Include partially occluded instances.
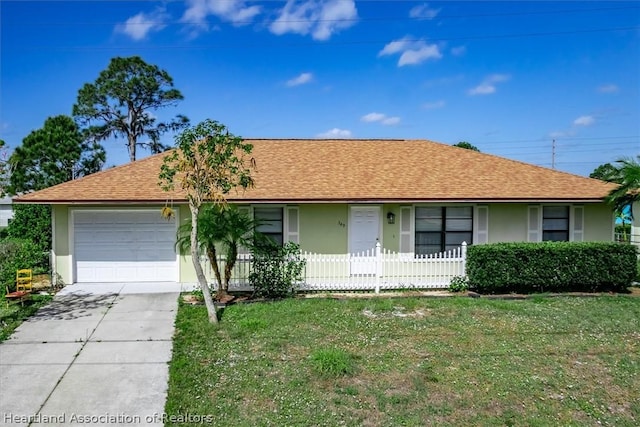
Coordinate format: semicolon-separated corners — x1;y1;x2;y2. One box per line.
223;245;238;293
190;203;218;323
206;246;225;299
128;134;137;162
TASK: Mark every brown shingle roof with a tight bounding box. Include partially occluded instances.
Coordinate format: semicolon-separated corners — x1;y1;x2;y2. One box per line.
14;139;616;204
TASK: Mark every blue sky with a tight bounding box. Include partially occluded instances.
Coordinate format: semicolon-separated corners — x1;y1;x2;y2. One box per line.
1;1;638;177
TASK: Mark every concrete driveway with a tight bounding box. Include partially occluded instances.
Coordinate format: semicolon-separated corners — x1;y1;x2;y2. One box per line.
0;285;180;426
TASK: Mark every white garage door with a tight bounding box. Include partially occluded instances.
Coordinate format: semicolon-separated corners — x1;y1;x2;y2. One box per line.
73;210;177;283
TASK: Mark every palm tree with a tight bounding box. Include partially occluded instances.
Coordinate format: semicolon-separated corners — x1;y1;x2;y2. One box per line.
605;155;640;220
218;208;261;294
176;204;261;299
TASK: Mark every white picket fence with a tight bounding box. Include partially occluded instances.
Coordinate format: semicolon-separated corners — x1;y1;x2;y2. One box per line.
203;242;467;293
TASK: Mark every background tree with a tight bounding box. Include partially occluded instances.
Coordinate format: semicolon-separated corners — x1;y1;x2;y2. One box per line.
0;139;9;197
176;204;262;300
73;56;189;162
7;115;105;195
159;119;255;323
605;156;640;220
589;162;621;183
6;205;52;254
453;141;480;151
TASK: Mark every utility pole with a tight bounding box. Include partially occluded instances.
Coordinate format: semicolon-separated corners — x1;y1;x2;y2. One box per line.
552;139;556;169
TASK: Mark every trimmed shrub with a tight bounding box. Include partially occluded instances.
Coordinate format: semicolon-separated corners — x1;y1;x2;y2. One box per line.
0;238;48;295
449;275;469;292
466;242;637;294
249;242;306;299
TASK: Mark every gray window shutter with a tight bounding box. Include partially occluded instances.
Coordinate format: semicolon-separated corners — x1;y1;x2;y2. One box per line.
475;205;489;244
286;206;299;244
238;206;251;254
399;206;413;253
572;206;584;242
528;206;541;242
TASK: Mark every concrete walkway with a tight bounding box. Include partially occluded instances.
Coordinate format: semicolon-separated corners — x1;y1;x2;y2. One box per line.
0;286;180;426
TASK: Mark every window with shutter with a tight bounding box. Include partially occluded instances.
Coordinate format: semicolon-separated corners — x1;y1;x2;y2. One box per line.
237;206;251;254
475;205;489;244
571;206;584;242
399;206;413;253
542;206;570;241
415;206;473;254
528;206;541;242
286;207;299;244
254;207;284;246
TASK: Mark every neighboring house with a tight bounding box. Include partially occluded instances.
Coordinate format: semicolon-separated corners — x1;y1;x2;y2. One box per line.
0;196;14;228
14;139;617;287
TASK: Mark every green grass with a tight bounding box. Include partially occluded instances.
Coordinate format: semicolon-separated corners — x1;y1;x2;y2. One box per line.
165;296;640;426
0;294;52;341
309;347;356;378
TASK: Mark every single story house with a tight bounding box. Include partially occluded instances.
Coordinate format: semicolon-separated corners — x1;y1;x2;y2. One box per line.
0;196;14;228
14;139;618;287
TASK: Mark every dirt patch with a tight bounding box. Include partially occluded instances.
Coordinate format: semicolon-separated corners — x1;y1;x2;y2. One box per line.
32;274;51;290
304;290;453;299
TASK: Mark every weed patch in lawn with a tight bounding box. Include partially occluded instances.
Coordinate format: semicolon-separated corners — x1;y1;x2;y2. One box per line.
310;348;356;378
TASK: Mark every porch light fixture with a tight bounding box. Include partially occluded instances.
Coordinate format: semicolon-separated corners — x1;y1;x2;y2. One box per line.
387;211;396;224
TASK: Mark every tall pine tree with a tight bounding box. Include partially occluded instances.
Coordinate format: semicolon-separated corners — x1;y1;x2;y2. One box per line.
8;115;105;194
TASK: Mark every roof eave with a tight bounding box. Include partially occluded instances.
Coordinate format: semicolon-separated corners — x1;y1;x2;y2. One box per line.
13;197;609;205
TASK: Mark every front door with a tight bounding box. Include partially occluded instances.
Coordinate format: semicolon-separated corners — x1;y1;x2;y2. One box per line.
349;206;381;275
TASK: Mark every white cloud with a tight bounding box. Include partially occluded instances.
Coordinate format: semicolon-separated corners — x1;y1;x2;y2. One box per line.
468;74;510;96
317;128;352;138
270;0;358;41
409;3;440;20
361;112;385;123
549;115;596;138
451;45;466;56
378;38;411;56
422;100;445;110
115;8;169;40
597;84;619;94
361;112;400;126
381;116;400;125
573;115;595;126
286;72;313;87
378;36;442;67
180;0;262;33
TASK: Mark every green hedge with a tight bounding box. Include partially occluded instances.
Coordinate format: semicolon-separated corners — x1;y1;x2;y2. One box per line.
466;242;637;294
0;238;48;296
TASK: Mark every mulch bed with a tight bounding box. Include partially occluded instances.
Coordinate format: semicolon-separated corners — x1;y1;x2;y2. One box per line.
182;286;640;306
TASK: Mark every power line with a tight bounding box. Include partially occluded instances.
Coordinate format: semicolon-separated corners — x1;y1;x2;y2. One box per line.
474;135;639;146
494;146;638;156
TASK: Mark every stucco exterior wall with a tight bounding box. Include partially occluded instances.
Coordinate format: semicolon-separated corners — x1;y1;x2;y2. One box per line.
583;203;615;241
52;205;71;285
487;204;528;243
299;204;348;253
177;204;196;284
382;203;401;252
633;201;640;248
50;201;616;285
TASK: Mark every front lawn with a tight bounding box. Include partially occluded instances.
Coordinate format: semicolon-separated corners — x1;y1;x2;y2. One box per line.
0;294;52;341
165;296;640;426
